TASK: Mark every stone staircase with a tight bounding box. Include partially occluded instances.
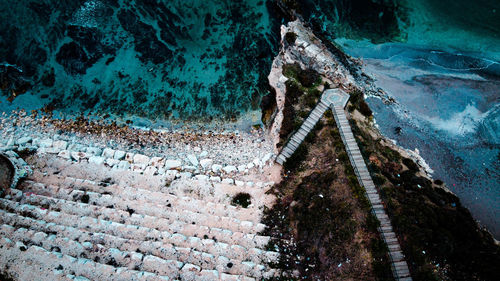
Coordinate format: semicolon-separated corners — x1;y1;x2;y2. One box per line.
0;150;283;280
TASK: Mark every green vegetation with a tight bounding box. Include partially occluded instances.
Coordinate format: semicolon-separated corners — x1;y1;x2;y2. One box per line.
279;64;322;146
231;193;252;208
285;32;297;45
348;89;372;117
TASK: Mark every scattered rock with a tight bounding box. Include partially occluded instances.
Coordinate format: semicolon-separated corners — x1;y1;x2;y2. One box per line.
86;147;102;156
117;160;131;170
187;154;198;166
102;148;115;158
89;156;105;165
200;159;213;170
165;160;182;170
211;164;222;173
16;137;32;145
222;165;237;174
114;150;126;160
133;154;150;165
39;139;53;148
52;140;68;150
57;150;71;160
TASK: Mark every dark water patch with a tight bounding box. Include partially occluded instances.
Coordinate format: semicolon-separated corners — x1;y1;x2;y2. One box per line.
292;0;404;43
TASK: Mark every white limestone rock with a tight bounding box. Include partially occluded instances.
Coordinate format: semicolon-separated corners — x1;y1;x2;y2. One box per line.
57;150;71;160
253;158;262;168
211;164;222;173
44;147;61;154
133;154;150;165
199;159;213;170
86;147;102;156
114;150;126;160
150;157;165;168
102;148;115;158
16;137;32;145
165;170;178;181
222;178;234;185
187;154;198;166
222;165;237;174
210;176;221;182
195;175;209;181
53;140;68;150
131;164;146;173
235;180;244;187
71;151;88;161
105;158;120;167
183;165;197;172
39;139;53;148
89;156;105;165
237;165;246;173
165;159;182;170
262;153;273;164
125;153;134;163
179;172;192;179
117;161;131;170
6;137;15;147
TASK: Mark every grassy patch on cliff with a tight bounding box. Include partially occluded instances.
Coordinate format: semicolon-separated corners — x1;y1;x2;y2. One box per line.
263;112;393;280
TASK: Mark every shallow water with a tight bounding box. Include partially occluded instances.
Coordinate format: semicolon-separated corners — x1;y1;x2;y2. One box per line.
0;0;279;122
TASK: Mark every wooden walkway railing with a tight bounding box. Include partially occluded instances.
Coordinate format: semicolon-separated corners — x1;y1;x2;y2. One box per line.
276;89;412;281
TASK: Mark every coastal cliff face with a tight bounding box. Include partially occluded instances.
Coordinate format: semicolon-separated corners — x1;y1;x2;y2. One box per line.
265;16;500;280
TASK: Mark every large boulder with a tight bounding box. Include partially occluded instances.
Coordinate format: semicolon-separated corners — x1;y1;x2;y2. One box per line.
0;154;15;190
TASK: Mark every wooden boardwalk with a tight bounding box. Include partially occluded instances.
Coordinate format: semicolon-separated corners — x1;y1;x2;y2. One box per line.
276;90;412;281
276;100;330;165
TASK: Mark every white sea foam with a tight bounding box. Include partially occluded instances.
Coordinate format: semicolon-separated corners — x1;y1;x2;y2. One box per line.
424;104;485;136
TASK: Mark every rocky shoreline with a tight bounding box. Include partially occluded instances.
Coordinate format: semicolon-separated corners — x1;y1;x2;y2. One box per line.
262;7;500;279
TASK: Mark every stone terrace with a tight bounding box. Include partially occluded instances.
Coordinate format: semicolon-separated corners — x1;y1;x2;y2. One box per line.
0;126;289;280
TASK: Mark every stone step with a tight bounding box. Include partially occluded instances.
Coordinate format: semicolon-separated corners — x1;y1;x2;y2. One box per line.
4;189;270;252
43;176;261;223
0;199;278;267
0;224;260;280
0;231;171;281
0;224;178;278
0;207;278;279
20;182;265;235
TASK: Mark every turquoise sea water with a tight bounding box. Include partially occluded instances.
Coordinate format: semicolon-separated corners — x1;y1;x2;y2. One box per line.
0;0;279;123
